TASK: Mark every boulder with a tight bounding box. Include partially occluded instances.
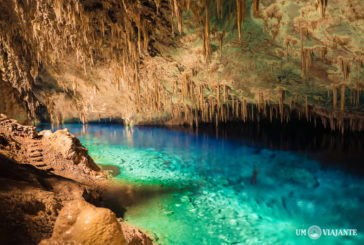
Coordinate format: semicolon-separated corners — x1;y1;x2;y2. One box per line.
39;200;127;245
44;129;100;171
277;167;319;189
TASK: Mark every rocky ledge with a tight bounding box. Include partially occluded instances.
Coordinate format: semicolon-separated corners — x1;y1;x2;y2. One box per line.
0;114;153;245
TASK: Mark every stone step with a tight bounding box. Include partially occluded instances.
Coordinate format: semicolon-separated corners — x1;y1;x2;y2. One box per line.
31;158;43;162
29;149;43;153
29;153;43;158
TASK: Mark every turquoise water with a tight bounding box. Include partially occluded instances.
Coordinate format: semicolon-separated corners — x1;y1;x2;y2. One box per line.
40;124;364;244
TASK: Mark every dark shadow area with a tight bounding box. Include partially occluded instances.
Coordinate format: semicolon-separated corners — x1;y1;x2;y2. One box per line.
163;115;364;176
100;180;196;218
0;153;99;245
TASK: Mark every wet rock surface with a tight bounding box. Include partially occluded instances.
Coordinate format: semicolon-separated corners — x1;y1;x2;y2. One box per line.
0;115;153;245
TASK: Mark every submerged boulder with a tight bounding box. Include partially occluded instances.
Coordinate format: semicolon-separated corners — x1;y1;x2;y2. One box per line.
40;200;127;245
276;167;319;189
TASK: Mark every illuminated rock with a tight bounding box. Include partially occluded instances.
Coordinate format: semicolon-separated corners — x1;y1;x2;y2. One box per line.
40;200;127;245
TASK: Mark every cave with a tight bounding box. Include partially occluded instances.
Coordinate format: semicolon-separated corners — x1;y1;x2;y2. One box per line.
0;0;363;244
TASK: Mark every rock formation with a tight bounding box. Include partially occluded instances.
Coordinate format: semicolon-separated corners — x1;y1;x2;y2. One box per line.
0;114;153;245
0;0;363;132
39;200;127;245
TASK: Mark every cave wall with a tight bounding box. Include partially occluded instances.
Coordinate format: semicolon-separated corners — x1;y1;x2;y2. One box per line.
0;79;29;124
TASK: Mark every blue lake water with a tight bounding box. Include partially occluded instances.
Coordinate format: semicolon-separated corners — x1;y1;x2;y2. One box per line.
39;124;364;244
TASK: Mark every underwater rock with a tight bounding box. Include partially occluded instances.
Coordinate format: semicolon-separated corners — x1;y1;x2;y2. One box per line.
39;200;127;245
101;164;121;177
120;222;154;245
276;167;319;189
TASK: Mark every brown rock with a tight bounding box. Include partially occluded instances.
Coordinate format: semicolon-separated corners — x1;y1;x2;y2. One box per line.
39;200;127;245
44;129;100;171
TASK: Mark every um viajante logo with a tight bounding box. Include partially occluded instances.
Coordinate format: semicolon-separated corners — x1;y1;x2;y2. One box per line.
296;225;358;240
308;225;322;240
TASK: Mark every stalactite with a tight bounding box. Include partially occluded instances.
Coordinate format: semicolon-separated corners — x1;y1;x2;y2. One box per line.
284;38;289;62
269;106;273;122
204;0;211;62
223;84;227;102
357;59;361;84
251;104;255;121
333;86;337;110
253;0;259;16
235;0;246;40
338;57;350;80
341;85;346;112
320;46;327;61
235;100;239;118
241;99;247;122
142;20;149;52
217;0;223;19
278;89;284;122
302;48;312;78
257;91;264;113
154;0;161;15
173;0;182;35
194;108;199;127
236;0;242;40
300;28;305;69
216;84;221;110
305;96;309;119
209;97;214;122
317;0;328;18
216;31;225;57
187;0;191;11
